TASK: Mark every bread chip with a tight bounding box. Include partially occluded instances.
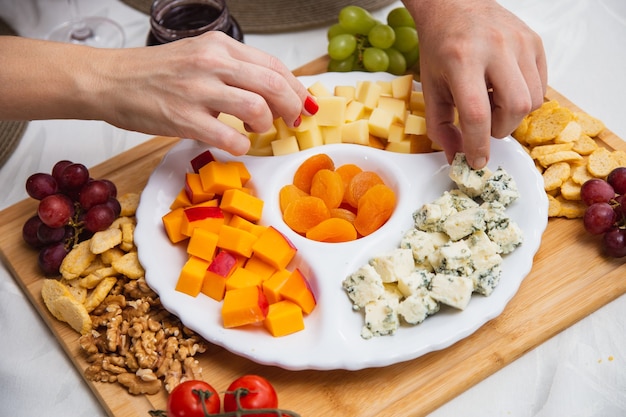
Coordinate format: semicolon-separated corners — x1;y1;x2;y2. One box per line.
119;193;140;217
90;227;123;254
611;150;626;167
588;147;616;177
84;276;118;313
536;150;583;168
530;142;574;160
526;106;574;145
547;194;561;217
542;162;571;191
560;178;582;200
112;251;144;279
571;134;598;155
555;120;582;143
100;247;125;265
574;111;605;137
61;278;88;303
120;222;135;252
512;116;529;145
41;279;92;335
556;196;586;219
60;240;97;280
571;163;595;185
79;266;118;289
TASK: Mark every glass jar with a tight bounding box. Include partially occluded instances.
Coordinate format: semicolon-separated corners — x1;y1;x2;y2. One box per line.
147;0;243;45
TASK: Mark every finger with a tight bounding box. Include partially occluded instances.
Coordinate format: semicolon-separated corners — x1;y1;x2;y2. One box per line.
186;113;251;155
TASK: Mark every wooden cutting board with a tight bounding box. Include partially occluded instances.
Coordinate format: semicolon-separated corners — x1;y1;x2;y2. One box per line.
2;57;626;417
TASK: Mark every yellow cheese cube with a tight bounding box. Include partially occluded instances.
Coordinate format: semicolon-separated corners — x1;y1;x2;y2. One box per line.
405;113;427;135
409;90;426;114
377;96;407;123
345;100;366;122
296;125;324;150
376;80;393;96
391;74;414;101
274;117;295;140
307;80;332;97
217;113;247;134
321;126;342;144
341;119;370;145
246;146;273;156
248;124;277;149
315;96;347;126
368;107;401;139
356;81;382;110
387;123;406;143
334;85;355;100
271;136;300;156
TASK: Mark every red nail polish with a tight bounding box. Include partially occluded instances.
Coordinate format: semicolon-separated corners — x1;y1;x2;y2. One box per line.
304;96;319;115
293;115;302;128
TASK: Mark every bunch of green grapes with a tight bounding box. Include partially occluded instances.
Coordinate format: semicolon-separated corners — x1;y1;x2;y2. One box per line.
327;6;419;75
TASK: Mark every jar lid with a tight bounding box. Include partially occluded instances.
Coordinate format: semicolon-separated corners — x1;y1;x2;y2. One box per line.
122;0;398;33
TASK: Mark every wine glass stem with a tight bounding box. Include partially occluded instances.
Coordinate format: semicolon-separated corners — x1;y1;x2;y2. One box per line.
67;0;93;42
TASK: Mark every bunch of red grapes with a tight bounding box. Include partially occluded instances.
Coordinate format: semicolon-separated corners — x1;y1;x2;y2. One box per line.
581;166;626;258
22;160;121;275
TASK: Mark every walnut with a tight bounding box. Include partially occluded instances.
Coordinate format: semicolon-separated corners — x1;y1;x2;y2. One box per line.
117;372;162;395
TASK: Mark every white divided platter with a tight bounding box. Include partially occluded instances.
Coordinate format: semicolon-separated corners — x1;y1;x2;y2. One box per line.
135;72;548;371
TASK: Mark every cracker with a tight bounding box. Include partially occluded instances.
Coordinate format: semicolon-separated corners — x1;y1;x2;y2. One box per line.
560;178;582;200
547;194;561;217
571;134;598;155
90;227;123;254
587;147;616;177
526;106;574;145
555;120;582;143
60;240;97;280
61;278;88;303
530;142;574;160
571;163;595;185
100;247;125;265
556;196;586;219
542;162;571;191
120;222;135;252
79;266;118;289
536;150;583;168
574;111;605;137
119;193;140;217
611;150;626;167
84;276;118;313
41;279;92;335
111;251;144;279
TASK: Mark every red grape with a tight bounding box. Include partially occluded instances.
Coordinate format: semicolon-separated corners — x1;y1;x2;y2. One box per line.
38;194;75;228
603;228;626;258
580;178;615;206
79;180;112;210
22;215;44;248
58;163;89;191
101;179;117;198
51;160;72;183
83;204;116;233
607;167;626;195
36;223;66;245
25;173;58;200
38;242;69;276
105;197;122;218
583;202;616;235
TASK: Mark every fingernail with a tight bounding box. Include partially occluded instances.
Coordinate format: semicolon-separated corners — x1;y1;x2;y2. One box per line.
293;115;302;128
472;156;487;169
304;96;319;115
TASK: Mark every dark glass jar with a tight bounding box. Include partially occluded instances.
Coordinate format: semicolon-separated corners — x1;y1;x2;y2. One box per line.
147;0;244;46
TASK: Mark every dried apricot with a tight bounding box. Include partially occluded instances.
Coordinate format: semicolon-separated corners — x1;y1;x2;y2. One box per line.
279;184;307;213
293;153;335;193
345;171;384;208
310;169;344;209
329;207;356;224
353;184;396;236
306;218;357;243
283;196;330;234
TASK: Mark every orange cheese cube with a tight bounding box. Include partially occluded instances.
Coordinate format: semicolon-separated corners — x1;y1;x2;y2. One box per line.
191;198;219;208
175;256;210;297
229;215;266;237
221;286;269;328
170;187;192;210
186;228;219;261
201;250;238;301
264;300;305;337
216;225;257;257
225;267;263;291
199;161;242;195
251;226;297;270
185;172;215;204
262;269;291;304
279;268;316;314
162;207;188;244
180;206;225;237
220;188;264;223
244;255;276;281
225;160;251;185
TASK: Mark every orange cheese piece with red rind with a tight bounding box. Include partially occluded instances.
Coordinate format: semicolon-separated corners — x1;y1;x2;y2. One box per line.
279;268;316;314
251;226;297;270
225;267;263;291
222;286;269;328
226;160;251;185
176;256;210;297
220;188;264;223
180;206;225;237
216;225;258;258
199;161;242;195
186;228;219;261
264;300;305;337
185;172;215;204
201;250;238;301
261;269;291;304
162;207;188;244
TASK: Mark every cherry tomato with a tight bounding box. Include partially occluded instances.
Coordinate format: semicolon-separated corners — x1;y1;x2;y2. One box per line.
167;380;220;417
223;374;278;417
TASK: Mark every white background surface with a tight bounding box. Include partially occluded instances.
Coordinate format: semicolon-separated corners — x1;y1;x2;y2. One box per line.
0;0;625;416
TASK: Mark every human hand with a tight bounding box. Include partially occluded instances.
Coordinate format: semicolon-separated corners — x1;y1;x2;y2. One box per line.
403;0;547;168
96;31;318;155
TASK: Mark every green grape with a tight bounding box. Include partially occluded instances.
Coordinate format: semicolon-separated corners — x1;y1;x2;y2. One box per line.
385;48;407;75
403;46;420;69
362;47;389;72
368;24;395;49
393;26;419;53
328;33;357;61
327;23;348;40
387;7;416;29
338;5;377;35
328;55;356;72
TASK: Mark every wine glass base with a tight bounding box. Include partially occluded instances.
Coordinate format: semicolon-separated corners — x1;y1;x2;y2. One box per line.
48;16;125;48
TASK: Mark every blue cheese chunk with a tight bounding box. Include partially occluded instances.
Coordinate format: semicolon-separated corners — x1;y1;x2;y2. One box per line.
397;269;434;297
448;189;480;211
369;248;415;283
481;167;520;207
487;221;524;254
400;229;436;266
429;273;474;310
413;203;449;233
449;153;493;198
397;288;440;325
342;264;385;309
470;264;502;296
361;298;400;339
429;240;473;276
466;230;503;295
442;206;486;241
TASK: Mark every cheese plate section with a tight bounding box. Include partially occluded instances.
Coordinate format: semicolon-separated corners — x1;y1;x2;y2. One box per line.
135;72;548;371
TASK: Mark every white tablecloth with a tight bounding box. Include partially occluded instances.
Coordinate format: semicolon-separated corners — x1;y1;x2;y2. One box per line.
1;1;625;416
